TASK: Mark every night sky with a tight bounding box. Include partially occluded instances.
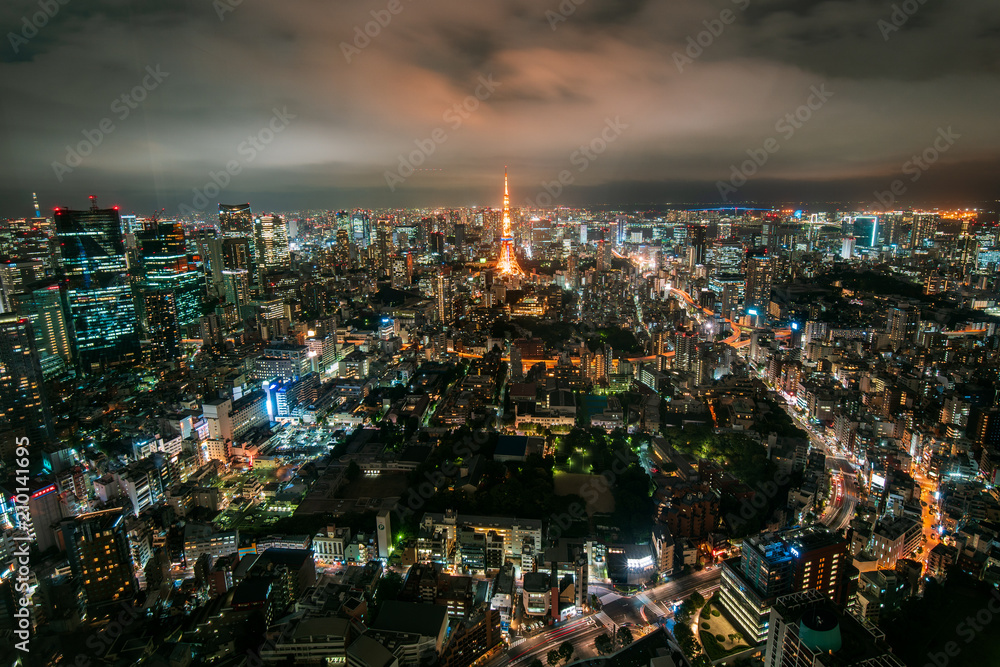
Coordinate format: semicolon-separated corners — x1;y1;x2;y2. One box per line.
1;0;998;216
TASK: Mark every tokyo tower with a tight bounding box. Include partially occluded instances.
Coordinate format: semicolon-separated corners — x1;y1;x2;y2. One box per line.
497;168;523;277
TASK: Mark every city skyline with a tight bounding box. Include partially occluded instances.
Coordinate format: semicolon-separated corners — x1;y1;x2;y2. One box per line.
1;1;999;215
2;2;1000;666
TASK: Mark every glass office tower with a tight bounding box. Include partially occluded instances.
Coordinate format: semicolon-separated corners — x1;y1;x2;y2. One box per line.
55;201;139;372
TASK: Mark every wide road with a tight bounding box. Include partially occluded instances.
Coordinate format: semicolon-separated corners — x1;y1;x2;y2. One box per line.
487;617;604;667
488;570;721;667
597;568;722;627
821;469;859;532
777;395;860;531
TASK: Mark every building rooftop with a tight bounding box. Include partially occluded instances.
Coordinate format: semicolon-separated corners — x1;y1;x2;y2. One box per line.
772;590;905;666
369;600;447;639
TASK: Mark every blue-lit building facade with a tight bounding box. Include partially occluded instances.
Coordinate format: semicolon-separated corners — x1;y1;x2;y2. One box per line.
55;203;139;372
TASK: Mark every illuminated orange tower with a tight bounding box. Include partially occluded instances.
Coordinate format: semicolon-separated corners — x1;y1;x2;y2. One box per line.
497;168;523;276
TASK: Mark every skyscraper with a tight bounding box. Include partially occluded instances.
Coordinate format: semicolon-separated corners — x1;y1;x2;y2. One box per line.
138;222;204;329
9;280;73;371
60;509;137;616
142;290;180;365
254;214;291;280
911;213;937;249
436;267;454;325
222;236;252;271
674;331;698;373
745;248;774;313
219;203;253;237
222;269;251;308
687;223;708;265
0;314;54;445
54;201;139;372
853;216;879;248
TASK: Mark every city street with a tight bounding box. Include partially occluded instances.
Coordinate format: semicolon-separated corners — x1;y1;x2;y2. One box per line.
487;569;721;667
821;469;859;531
487;617;604;667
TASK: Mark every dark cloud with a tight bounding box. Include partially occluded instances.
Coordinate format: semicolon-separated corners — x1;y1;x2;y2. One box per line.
0;0;998;217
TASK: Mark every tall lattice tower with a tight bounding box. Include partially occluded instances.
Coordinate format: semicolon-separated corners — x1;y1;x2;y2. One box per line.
497;168;524;277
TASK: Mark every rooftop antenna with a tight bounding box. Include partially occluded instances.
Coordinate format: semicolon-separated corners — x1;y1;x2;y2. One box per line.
89;195;98;211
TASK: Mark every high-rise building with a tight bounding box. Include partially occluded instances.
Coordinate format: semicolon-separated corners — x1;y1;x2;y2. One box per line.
392;254;414;288
254;214;291;278
707;241;744;273
687;223;708;265
222;269;251;308
720;526;850;645
9;280;73;371
886;307;917;350
377;509;392;560
335;228;352;269
437;267;455;326
853;217;879;248
219;203;253;237
841;237;856;259
194;229;225;295
60;509;138;615
0;314;54;445
222;236;252;271
54;201;139;372
911;213;937;249
674;331;698;373
138;222;203;329
708;275;745;317
142;290;180;365
764;590;904;667
745;248;774;313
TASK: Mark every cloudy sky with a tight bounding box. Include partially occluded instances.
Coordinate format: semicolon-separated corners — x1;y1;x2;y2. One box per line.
1;0;998;217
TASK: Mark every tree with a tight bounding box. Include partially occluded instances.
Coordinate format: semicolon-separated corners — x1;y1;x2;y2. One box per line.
547;649;561;666
589;593;602;611
617;626;634;647
345;460;361;482
529;660;544;667
375;571;403;605
558;641;574;662
594;633;615;655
